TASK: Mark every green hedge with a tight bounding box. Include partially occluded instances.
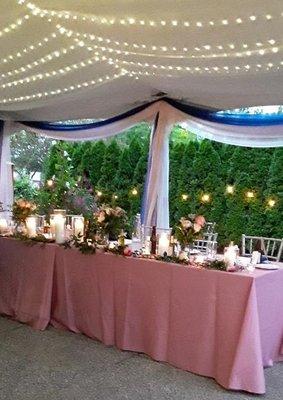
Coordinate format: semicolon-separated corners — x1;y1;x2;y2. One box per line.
39;125;282;246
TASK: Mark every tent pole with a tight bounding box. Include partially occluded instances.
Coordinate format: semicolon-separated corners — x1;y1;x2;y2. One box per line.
0;121;14;219
142;108;173;230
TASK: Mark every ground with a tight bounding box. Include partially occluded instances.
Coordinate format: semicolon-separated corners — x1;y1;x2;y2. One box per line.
0;317;282;400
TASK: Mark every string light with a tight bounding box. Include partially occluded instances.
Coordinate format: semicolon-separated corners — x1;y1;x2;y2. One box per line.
0;33;59;68
0;71;125;104
18;1;282;29
1;54;107;89
201;194;210;202
226;185;234;194
57;25;279;61
47;179;54;187
131;188;138;195
267;199;276;207
0;14;30;38
0;43;80;80
181;194;188;200
246;191;255;199
96;191;102;197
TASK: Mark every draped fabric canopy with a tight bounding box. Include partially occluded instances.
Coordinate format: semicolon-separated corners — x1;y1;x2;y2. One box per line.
0;0;283;121
0;0;282;226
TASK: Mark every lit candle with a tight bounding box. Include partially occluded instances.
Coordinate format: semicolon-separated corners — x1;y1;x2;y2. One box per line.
50;216;55;237
224;245;237;268
143;235;151;255
26;216;37;237
54;214;65;244
0;218;8;234
158;232;170;256
74;217;84;241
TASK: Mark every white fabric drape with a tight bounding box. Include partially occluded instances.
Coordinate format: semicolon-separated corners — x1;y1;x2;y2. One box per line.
15;100;283;147
142;108;175;228
0;121;14;218
1;100;282;227
180;114;283;148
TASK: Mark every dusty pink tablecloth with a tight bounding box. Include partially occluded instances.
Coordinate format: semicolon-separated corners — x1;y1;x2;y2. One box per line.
51;247;283;394
0;237;56;330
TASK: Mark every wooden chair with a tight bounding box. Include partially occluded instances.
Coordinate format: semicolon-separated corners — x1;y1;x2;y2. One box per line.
241;234;283;262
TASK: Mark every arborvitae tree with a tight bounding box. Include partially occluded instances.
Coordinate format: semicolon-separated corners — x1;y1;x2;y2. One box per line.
87;141;106;187
43;144;60;180
264;148;283;238
175;141;198;221
128;136;143;174
192;140;222;185
39;141;76;214
113;148;133;210
218;143;235;180
71;142;85;173
169;142;186;225
97;140;121;192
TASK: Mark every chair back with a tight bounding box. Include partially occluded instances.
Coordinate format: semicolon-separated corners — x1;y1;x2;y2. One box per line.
204;222;216;234
242;234;283;262
193;233;218;254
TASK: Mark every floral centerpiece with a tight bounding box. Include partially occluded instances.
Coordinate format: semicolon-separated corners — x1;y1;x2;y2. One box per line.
12;199;37;228
93;205;127;240
174;214;206;250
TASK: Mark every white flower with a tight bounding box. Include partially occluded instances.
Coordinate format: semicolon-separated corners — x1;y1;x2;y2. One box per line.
180;218;192;229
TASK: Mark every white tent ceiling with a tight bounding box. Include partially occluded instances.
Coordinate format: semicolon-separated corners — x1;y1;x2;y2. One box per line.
0;0;282;121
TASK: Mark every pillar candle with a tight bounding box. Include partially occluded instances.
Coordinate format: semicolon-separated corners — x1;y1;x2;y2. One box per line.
54;214;65;244
26;216;37;237
0;218;8;234
74;217;84;242
158;232;170;256
50;217;55;237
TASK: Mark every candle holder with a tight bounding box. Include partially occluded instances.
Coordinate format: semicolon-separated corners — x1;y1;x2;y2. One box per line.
72;215;85;242
0;217;8;235
26;215;38;237
157;228;172;256
50;210;66;244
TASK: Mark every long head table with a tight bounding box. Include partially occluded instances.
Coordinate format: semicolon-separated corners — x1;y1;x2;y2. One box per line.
0;237;282;394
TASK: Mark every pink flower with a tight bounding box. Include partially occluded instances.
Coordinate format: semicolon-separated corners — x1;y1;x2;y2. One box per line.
195;215;206;227
193;223;202;233
97;211;106;223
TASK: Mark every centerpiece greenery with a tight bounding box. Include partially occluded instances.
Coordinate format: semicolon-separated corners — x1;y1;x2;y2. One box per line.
174;214;206;249
12;199;37;228
93;205;127;240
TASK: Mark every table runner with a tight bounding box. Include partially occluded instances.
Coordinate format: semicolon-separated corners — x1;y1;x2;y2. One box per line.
0;237;56;329
51;247;283;394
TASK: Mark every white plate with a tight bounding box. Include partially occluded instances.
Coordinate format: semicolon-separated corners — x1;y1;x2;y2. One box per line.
255;263;281;270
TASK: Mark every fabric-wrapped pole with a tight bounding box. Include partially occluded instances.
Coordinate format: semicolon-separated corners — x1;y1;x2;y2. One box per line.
141;104;175;229
0;121;14;218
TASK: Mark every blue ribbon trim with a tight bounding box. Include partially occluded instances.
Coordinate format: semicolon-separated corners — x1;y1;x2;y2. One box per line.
19;97;283;130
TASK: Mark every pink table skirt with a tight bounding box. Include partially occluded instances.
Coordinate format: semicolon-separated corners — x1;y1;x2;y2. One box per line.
0;238;282;393
0;237;56;329
51;248;283;394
